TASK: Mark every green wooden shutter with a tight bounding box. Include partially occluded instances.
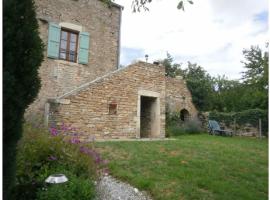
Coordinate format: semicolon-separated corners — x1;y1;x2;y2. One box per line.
47;23;61;58
78;32;90;64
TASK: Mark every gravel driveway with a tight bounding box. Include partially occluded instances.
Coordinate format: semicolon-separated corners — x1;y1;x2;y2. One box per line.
95;175;152;200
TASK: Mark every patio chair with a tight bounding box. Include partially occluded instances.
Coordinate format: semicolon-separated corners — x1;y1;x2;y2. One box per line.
208;120;233;136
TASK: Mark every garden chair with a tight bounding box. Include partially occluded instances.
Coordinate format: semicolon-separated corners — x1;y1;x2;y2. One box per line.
208;120;233;136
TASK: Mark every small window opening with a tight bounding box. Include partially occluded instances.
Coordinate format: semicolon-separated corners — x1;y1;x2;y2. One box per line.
180;109;190;122
109;103;117;115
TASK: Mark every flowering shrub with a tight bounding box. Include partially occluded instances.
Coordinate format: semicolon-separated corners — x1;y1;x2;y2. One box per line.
49;122;108;176
14;123;107;200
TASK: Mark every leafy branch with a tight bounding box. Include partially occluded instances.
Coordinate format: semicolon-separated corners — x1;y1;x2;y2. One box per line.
131;0;194;12
100;0;194;12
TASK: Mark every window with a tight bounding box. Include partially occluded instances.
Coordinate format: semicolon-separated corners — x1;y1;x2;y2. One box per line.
47;23;90;64
59;29;79;62
109;103;117;115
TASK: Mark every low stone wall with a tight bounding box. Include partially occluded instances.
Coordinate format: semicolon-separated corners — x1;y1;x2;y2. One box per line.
200;112;262;137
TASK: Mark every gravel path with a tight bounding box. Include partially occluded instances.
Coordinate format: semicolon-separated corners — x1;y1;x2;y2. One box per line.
95;175;152;200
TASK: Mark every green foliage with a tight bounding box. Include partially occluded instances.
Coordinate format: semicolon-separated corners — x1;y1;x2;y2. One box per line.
159;52;183;78
131;0;193;12
167;121;204;136
211;76;241;112
211;45;268;112
183;62;215;111
13;124;96;200
183;120;204;134
209;111;233;126
212;77;268;112
166;123;183;136
99;0;114;7
242;45;268;89
36;172;95;200
159;45;268;113
160;55;217;111
241;45;268;110
3;0;44;198
166;113;204;136
209;109;268;136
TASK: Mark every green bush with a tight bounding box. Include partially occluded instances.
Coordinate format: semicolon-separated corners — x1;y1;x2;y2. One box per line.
166;123;184;136
13;124;97;200
184;120;204;134
36;171;95;200
166;119;204;136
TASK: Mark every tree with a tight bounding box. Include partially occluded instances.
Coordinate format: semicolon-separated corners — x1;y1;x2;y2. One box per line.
241;45;268;110
159;52;182;78
242;45;268;89
159;54;215;111
3;0;44;199
212;76;245;112
210;45;269;112
182;62;215;111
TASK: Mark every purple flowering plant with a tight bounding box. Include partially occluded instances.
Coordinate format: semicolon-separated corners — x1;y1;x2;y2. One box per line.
48;122;109;176
16;124;99;199
49;127;58;136
48;155;57;161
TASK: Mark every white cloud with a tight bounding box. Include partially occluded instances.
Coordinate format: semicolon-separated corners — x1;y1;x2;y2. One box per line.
115;0;268;79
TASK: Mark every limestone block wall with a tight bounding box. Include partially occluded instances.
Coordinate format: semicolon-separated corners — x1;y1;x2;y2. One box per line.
200;112;261;137
48;62;166;140
165;77;197;119
26;0;122;122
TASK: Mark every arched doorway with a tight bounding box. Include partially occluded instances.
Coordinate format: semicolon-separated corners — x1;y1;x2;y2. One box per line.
180;109;190;122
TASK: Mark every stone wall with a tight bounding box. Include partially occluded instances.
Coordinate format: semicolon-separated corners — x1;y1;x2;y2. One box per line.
201;112;262;137
48;62;166;140
25;0;122;122
165;76;197;119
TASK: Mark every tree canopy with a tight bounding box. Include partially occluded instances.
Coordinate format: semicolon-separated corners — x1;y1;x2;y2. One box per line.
242;45;268;89
159;45;269;112
159;53;182;78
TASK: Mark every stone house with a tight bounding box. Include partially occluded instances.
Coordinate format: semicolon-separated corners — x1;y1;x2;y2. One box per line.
26;0;197;140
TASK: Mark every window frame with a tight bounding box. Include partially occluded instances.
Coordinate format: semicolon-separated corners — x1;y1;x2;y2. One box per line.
59;28;79;63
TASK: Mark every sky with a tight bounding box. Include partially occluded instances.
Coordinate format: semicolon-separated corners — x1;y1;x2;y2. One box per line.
114;0;268;79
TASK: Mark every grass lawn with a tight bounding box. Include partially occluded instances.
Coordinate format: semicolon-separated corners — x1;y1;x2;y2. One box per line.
95;134;268;200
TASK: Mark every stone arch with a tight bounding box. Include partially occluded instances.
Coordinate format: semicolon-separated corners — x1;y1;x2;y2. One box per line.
180;109;190;122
